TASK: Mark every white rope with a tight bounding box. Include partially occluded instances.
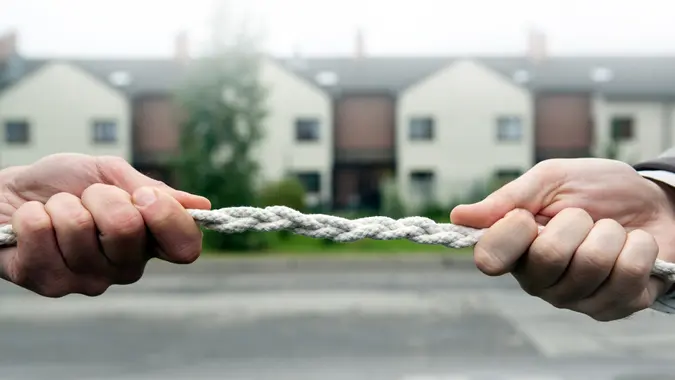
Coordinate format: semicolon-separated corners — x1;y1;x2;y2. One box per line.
0;205;674;281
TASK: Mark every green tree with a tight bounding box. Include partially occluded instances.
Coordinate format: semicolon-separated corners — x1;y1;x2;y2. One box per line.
172;5;268;251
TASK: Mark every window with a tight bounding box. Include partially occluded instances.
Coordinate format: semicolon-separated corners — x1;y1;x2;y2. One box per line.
295;172;321;193
611;116;634;140
5;120;29;144
92;120;117;143
409;170;435;198
295;118;320;141
496;116;522;142
409;117;434;140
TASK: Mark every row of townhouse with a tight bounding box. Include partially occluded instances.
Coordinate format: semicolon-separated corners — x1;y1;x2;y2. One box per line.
1;29;675;212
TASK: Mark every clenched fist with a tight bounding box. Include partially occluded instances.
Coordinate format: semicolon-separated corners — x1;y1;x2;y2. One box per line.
451;158;675;321
0;153;211;298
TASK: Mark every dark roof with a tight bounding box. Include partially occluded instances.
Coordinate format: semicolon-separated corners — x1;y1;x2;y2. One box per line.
525;57;675;97
275;55;675;98
273;56;528;95
1;58;187;97
4;55;675;98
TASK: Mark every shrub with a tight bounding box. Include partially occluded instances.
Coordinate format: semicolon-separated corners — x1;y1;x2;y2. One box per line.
418;201;448;221
258;177;307;240
259;177;307;211
380;180;407;219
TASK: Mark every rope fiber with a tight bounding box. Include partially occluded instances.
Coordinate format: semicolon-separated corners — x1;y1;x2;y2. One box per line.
0;205;674;281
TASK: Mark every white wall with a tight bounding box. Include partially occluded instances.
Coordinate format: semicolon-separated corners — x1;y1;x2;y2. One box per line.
255;58;333;206
592;94;670;163
397;59;533;208
0;61;131;167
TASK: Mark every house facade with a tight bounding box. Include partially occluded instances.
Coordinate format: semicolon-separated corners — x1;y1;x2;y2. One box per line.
3;28;675;212
592;95;674;163
0;61;131;167
256;57;333;208
397;59;533;207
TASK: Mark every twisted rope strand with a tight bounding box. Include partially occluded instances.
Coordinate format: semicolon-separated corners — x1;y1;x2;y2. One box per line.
0;205;674;281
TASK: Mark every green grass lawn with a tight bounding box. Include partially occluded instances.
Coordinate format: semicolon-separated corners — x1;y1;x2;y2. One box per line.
202;232;475;257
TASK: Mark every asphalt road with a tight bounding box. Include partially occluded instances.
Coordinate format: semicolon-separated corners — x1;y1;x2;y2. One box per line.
1;257;675;380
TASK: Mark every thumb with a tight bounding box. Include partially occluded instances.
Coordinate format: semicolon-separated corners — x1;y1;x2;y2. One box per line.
96;156;211;210
450;166;557;228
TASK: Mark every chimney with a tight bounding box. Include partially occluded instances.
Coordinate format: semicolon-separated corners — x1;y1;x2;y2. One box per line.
174;30;190;64
354;27;365;59
0;30;18;61
527;27;547;64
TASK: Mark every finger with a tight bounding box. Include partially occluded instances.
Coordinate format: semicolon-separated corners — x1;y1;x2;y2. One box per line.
473;209;538;276
44;192;110;276
514;208;594;295
81;183;147;267
131;187;203;264
7;201;84;297
534;214;552;226
450;161;560;228
539;218;625;307
95;156;211;210
574;229;659;321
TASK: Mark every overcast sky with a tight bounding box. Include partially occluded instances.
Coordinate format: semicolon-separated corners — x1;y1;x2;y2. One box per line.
2;0;675;58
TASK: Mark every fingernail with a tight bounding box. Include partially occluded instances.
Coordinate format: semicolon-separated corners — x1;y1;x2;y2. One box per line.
133;187;157;207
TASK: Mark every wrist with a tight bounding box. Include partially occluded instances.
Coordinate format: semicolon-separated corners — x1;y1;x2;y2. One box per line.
637;174;675;299
646;176;675;220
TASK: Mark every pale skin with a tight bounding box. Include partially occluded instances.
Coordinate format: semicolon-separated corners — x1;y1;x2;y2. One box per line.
451;157;675;321
1;154;674;322
0;153;211;298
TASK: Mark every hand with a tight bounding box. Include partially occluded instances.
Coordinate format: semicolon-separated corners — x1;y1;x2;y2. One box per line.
450;158;675;321
0;153;211;298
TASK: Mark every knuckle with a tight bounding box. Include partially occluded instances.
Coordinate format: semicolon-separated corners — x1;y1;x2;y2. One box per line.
589;313;614;322
97;156;166;188
16;204;52;235
68;211;95;231
81;183;111;199
545;296;569;310
508;209;536;230
629;229;658;251
473;246;507;276
97;155;131;174
35;282;71;298
529;236;568;268
579;246;615;273
46;192;74;205
545;291;578;309
115;267;145;285
49;196;93;230
560;207;593;224
517;280;539;297
173;240;202;263
595;218;622;230
105;208;144;238
80;282;110;297
533;158;560;172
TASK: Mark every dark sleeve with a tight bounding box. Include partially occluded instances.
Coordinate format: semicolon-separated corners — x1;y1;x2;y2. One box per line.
633;156;675;173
